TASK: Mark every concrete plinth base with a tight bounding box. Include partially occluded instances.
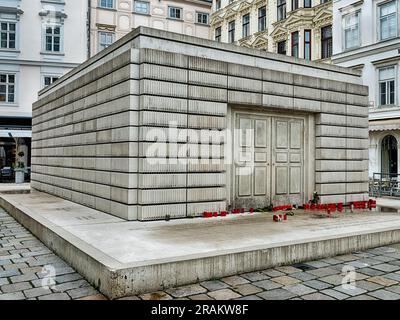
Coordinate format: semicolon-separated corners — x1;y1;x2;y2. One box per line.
1;191;400;299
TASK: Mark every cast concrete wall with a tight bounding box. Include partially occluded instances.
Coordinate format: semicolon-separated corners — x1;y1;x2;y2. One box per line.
31;27;369;221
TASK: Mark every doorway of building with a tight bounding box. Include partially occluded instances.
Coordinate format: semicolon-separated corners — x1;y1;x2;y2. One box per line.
233;112;306;208
381;135;398;175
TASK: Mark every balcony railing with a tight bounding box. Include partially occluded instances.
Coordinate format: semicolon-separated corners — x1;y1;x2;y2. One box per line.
370;172;400;197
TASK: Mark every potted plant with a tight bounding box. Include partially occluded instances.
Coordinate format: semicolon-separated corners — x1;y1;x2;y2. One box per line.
14;151;26;184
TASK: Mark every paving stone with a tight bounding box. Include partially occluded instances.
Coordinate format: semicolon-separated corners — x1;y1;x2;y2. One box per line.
54;273;82;284
274;266;303;274
257;288;296;300
290;272;317;282
370;264;400;273
303;279;332;290
241;271;270;282
354;272;370;281
0;254;20;261
208;289;241;300
283;284;316;296
320;258;343;265
139;291;172;300
319;274;346;286
1;281;32;293
357;258;384;266
253;279;282;290
271;275;301;286
346;294;378;300
38;293;71;300
308;267;340;277
10;273;38;283
347;260;370;269
387;260;400;267
368;289;400;300
221;276;249;287
67;286;99;299
235;295;263;300
189;294;214;300
0;260;11;266
232;284;263;296
262;269;285;277
367;276;398;287
355;280;383;291
20;266;43;274
320;289;350;300
2;262;28;270
353;252;376;258
53;280;90;292
76;294;108;300
0;292;25;300
166;284;207;298
303;261;330;268
301;292;335;300
357;267;385;277
200;280;229;291
0;278;9;286
382;273;400;282
24;287;52;298
0;269;20;278
372;255;396;263
386;285;400;295
333;285;367;296
335;254;359;262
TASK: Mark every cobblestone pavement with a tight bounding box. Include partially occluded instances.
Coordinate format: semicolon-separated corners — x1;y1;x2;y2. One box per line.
0;207;105;300
2;206;400;300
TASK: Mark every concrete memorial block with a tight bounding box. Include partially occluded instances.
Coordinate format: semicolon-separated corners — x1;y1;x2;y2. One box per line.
32;27;369;221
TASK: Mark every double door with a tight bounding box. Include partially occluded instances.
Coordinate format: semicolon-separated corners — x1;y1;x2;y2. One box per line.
234;113;305;208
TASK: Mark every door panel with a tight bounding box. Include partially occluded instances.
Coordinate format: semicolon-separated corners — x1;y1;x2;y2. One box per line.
234;115;271;208
272;117;304;205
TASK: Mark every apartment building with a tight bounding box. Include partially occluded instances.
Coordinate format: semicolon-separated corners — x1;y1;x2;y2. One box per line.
89;0;212;56
332;0;400;178
211;0;333;62
0;0;87;171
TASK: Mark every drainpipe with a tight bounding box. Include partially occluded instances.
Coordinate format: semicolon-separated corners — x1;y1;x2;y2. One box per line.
87;0;91;59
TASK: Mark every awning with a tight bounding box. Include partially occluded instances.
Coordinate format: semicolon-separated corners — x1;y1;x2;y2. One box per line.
369;119;400;132
0;130;32;138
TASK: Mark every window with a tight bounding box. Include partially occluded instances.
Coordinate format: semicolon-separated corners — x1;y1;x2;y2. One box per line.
304;29;311;60
343;12;360;49
215;27;221;42
0;74;15;103
216;0;221;10
258;6;266;31
304;0;312;8
43;76;59;87
277;0;286;21
228;20;235;43
291;31;299;57
99;0;114;8
197;12;209;25
277;40;286;55
98;32;114;51
242;14;250;38
134;1;150;14
379;0;397;40
292;0;299;10
0;22;16;49
379;66;396;106
321;25;332;59
45;26;61;52
168;6;182;20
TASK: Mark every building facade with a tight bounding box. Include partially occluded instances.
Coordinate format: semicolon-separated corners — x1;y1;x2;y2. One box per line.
210;0;333;62
0;0;87;172
89;0;212;56
332;0;400;179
